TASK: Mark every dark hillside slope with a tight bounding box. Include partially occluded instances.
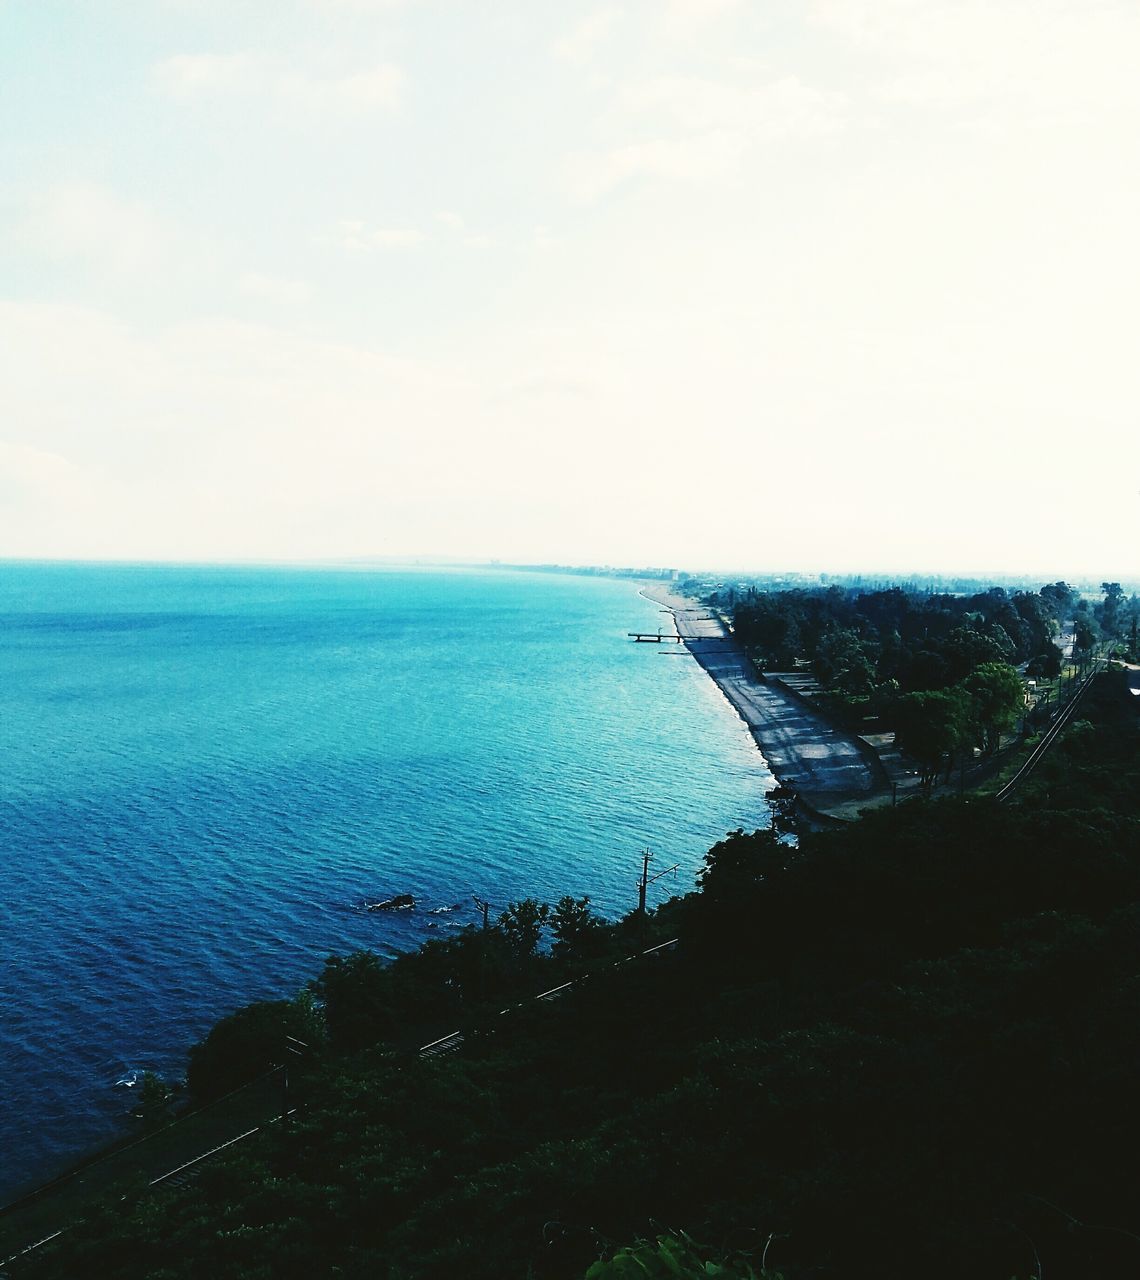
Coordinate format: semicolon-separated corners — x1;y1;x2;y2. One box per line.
15;673;1139;1280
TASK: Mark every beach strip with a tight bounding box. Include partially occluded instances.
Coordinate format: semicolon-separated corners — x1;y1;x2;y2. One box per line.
639;584;883;813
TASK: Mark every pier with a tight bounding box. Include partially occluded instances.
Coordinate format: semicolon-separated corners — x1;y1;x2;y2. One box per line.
628;631;730;643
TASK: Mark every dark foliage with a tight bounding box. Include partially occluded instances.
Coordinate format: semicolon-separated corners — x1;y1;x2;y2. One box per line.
187;998;319;1102
19;673;1140;1280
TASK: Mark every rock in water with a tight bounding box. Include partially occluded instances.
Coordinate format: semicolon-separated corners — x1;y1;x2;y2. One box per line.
366;893;415;912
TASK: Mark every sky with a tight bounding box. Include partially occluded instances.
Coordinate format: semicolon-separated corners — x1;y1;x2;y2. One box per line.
1;0;1138;576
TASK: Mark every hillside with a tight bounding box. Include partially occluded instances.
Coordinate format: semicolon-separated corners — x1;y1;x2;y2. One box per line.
8;671;1139;1280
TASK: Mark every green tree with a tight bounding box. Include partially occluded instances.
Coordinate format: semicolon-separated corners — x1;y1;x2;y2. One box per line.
697;827;790;905
498;897;551;959
1074;605;1101;660
963;661;1025;753
187;995;321;1099
312;951;394;1053
1040;580;1076;621
813;625;875;695
893;688;971;787
550;895;604;963
1100;582;1125;637
133;1071;174;1132
1026;646;1062;678
940;624;1010;682
1012;590;1058;656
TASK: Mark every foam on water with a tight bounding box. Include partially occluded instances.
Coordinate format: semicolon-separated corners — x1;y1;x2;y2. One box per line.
0;563;773;1200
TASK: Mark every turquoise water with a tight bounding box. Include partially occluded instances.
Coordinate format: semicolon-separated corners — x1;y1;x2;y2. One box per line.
0;563;773;1199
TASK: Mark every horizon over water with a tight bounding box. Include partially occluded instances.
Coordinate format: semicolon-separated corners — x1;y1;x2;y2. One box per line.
0;562;773;1201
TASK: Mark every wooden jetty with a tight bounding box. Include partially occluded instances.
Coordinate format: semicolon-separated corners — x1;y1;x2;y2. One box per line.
628;632;731;643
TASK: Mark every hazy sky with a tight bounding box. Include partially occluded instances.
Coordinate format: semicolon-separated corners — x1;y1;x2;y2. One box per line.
2;0;1138;575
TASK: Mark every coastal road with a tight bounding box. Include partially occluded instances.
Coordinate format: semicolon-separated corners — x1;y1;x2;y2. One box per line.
640;587;881;806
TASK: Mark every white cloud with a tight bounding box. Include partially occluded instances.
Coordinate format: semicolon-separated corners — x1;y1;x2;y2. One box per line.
812;0;1140;125
0;302;473;556
238;272;310;305
563;130;747;200
318;214;490;252
554;8;623;64
531;226;562;252
0;441;96;517
367;228;423;249
153;52;405;116
0;265;1135;570
663;0;742;38
7;0;1139;572
621;74;847;138
562;73;846;199
435;210;490;248
17;183;173;276
154;52;254;94
320;219;425;250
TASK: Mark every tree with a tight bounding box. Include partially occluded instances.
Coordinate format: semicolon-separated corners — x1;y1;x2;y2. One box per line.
734;598;805;670
312;951;394;1053
1040;580;1076;621
963;661;1025;753
187;994;321;1099
814;625;875;695
893;688;971;787
1026;646;1062;678
133;1071;174;1131
940;624;1010;683
550;895;604;963
697;827;789;904
498;897;551;959
1074;606;1101;660
1012;590;1058;657
1100;582;1125;637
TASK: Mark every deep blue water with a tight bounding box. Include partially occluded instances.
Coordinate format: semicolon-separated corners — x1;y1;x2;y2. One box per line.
0;563;772;1201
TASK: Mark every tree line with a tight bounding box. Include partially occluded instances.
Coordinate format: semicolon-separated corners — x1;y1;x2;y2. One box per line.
726;579;1137;787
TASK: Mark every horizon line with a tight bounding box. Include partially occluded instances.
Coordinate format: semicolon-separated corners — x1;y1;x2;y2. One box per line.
0;554;1136;588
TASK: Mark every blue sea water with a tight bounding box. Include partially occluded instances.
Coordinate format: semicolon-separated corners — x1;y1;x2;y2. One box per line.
0;563;773;1201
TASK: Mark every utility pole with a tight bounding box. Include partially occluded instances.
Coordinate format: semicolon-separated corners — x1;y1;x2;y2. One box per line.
637;848;652;916
472;895;491;931
472;895;493;1003
281;1035;308;1132
637;848;680;918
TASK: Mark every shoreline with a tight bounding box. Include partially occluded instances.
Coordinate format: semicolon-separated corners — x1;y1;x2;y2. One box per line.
638;583;884;821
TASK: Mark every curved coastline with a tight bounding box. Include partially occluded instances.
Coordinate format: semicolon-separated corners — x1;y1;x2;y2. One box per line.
638;583;882;818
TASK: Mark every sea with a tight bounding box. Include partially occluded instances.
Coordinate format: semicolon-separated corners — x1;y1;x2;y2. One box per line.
0;562;773;1202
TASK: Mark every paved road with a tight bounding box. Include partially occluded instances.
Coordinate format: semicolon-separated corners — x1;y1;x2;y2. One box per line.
640;587;881;806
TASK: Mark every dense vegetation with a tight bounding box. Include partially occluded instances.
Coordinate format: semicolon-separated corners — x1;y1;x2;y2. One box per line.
12;671;1139;1280
724;580;1138;786
726;581;1138;692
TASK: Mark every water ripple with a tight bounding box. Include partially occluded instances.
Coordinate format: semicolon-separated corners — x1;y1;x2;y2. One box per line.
0;564;772;1200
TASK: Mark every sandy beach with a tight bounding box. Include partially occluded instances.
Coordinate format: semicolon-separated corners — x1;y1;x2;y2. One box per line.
639;584;884;816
